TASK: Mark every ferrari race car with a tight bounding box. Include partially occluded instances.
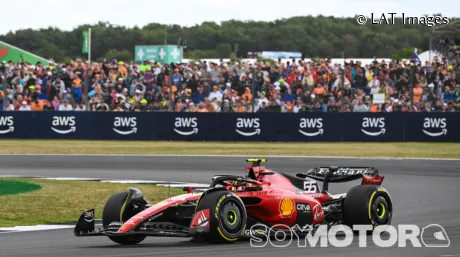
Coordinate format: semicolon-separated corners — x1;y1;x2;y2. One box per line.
74;158;393;245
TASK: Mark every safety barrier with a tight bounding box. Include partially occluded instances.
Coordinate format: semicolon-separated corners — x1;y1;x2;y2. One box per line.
0;112;458;142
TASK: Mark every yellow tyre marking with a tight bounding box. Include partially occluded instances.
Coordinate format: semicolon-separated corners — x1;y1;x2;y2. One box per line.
120;189;131;222
217;227;238;242
368;191;377;222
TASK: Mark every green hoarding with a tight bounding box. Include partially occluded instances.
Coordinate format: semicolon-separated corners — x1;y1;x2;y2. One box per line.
134;45;183;64
0;40;50;66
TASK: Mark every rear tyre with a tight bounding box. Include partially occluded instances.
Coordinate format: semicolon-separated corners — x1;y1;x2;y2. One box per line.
343;185;393;233
195;190;247;243
102;191;146;245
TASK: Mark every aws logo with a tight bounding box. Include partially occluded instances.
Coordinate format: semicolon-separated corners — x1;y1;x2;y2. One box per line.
299;118;323;137
51;116;76;134
423;118;447;137
174;117;198;136
236;118;260;136
361;117;386;136
113;117;137;135
0;116;14;134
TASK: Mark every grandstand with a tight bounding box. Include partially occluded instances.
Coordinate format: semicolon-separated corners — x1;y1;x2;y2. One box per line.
430;19;460;62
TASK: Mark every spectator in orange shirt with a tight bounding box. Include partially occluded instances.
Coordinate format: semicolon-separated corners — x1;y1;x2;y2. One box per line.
242;87;253;102
284;101;294;113
413;84;423;103
204;98;215;112
197;102;208;112
30;100;44;111
313;83;325;95
233;101;246;112
370;104;380;112
118;62;128;76
167;85;178;100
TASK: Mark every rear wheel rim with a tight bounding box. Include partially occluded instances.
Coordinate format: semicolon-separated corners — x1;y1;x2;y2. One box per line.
376;202;386;219
372;196;391;224
227;209;237;225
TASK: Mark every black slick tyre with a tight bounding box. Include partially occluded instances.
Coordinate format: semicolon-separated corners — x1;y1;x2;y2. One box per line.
102;191;146;245
343;185;393;233
195;190;247;243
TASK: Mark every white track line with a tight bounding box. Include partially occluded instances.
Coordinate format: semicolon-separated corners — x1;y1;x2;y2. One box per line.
0;153;459;161
0;176;208;187
99;180;183;184
0;225;75;233
41;177;102;181
155;183;209;188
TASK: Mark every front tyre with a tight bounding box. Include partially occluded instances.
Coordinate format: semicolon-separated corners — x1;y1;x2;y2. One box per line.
195;190;247;243
343;185;393;231
102;191;146;245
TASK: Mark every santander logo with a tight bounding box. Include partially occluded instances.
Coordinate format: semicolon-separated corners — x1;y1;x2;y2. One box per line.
0;47;8;59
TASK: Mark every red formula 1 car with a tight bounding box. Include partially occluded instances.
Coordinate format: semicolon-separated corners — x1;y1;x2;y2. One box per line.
74;158;393;245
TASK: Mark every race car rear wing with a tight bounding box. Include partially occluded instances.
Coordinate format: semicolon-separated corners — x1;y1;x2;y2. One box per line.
296;166;384;192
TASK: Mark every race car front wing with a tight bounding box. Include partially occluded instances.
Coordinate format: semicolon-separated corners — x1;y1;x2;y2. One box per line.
74;209;193;238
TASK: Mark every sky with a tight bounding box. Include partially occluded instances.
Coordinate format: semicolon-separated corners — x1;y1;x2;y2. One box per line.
1;0;459;35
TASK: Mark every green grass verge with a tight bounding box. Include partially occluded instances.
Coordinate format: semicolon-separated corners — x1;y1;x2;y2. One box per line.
0;180;41;196
0;178;182;227
0;140;458;158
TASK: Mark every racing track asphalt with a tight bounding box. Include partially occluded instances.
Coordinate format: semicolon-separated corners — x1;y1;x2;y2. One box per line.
0;155;459;257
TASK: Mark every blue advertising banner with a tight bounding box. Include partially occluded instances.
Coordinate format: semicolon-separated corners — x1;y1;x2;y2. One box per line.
341;113;405;142
281;113;342;142
0;112;459;142
404;113;460;142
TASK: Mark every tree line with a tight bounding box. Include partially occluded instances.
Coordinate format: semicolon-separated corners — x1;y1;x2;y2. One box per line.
0;15;453;62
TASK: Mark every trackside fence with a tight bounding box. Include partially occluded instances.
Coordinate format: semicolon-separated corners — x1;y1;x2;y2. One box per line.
0;112;458;142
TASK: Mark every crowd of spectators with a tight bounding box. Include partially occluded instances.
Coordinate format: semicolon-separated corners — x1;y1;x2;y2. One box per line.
0;54;459;112
435;36;460;62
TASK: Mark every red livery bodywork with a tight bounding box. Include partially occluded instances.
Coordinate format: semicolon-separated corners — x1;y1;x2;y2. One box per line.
74;161;388;243
118;193;201;233
117;168;332;233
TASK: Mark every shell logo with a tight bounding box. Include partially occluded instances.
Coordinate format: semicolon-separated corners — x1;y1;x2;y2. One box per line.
279;196;295;218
